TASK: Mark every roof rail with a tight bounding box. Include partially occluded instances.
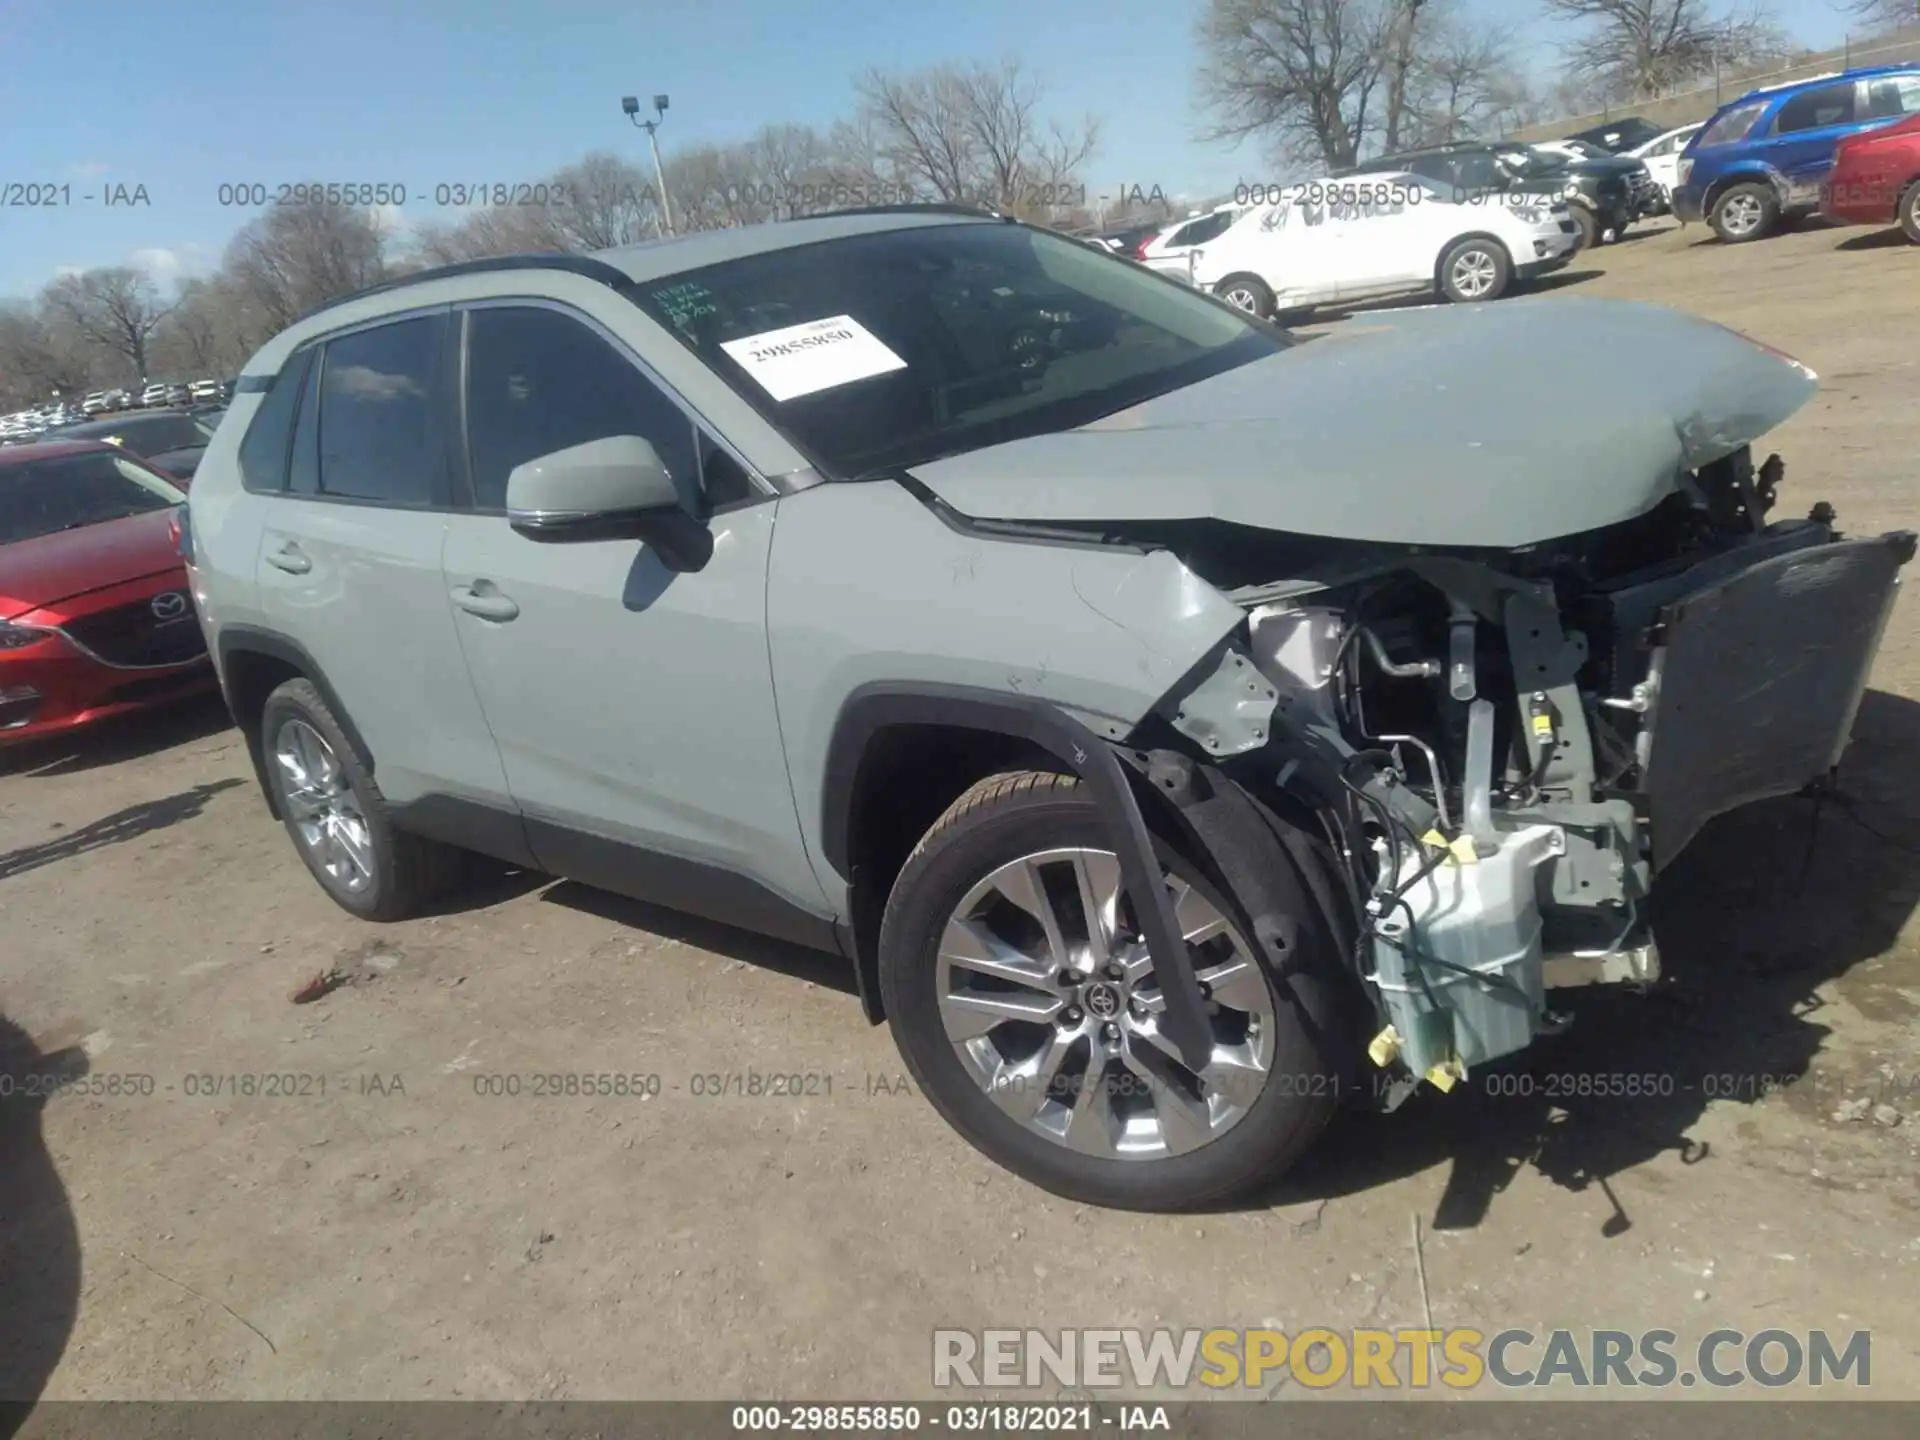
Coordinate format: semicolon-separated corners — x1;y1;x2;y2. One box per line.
290;252;636;327
813;201;1010;221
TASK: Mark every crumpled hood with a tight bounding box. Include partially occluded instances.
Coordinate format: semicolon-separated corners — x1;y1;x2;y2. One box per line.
908;296;1818;550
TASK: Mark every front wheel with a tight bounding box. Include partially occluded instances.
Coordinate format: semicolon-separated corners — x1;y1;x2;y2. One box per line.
877;771;1339;1211
1900;180;1920;245
1439;237;1512;303
1212;274;1275;318
1569;203;1599;251
1710;183;1778;243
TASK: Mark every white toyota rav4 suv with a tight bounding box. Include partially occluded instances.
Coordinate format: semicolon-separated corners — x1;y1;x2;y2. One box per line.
1190;173;1581;318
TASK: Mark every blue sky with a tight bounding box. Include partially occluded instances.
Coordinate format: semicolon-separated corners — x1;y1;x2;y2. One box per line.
0;0;1863;297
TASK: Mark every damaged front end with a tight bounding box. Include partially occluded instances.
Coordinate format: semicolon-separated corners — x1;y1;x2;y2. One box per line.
1136;452;1913;1102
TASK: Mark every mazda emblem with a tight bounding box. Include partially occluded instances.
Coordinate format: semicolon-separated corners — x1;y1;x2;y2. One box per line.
150;591;188;620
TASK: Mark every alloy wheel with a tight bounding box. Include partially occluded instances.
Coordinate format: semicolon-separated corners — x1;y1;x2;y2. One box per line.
1720;192;1763;236
1222;287;1260;313
274;718;374;893
1449;248;1499;298
934;846;1276;1159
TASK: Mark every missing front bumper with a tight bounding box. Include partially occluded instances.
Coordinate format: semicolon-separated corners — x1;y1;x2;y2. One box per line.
1639;530;1914;870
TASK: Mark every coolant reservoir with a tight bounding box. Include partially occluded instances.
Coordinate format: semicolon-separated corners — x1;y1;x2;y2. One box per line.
1370;825;1562;1080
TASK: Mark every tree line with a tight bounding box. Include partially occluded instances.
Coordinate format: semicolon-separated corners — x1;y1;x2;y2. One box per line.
5;0;1893;409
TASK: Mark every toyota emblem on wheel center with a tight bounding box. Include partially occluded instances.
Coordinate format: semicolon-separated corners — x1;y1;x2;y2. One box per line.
150;591;188;620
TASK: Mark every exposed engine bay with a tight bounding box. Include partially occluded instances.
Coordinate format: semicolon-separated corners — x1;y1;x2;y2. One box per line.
1130;446;1916;1100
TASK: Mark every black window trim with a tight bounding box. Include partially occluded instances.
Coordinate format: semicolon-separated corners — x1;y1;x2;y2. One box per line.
305;303;455;513
245;301;460;509
238;344;316;495
449;294;779;519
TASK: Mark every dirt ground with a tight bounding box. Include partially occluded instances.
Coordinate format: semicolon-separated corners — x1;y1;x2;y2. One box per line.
3;216;1919;1407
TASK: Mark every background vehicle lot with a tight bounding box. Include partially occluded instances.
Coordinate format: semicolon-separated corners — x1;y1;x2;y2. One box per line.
3;218;1919;1402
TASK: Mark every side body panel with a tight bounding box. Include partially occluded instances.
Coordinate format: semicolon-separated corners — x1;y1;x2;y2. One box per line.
440;499;832;923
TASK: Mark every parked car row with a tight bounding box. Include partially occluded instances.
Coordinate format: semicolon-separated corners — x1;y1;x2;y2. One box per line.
1075;59;1920;327
2;377;234;447
1673;64;1920;241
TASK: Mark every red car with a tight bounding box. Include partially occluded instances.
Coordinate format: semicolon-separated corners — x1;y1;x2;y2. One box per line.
1821;111;1920;243
0;440;215;744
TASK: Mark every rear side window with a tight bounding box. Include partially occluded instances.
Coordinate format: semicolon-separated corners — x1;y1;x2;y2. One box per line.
1697;100;1767;148
461;305;699;512
315;315;443;506
235;349;313;493
1863;74;1920;120
1774;82;1857;135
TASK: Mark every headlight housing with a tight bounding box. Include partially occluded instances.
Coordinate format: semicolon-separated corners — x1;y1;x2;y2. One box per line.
0;621;55;651
1510;204;1546;224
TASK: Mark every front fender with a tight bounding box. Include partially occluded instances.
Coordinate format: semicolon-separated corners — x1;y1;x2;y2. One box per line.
767;480;1248;907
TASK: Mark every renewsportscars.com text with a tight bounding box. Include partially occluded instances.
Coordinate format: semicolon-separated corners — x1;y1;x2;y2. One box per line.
933;1327;1871;1391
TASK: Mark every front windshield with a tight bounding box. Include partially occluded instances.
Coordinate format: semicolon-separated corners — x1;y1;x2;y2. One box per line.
0;450;186;545
633;221;1287;477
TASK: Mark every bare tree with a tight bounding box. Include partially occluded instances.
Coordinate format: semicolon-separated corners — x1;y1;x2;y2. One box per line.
1197;0;1391;170
853;58;1099;215
223;201;389;331
1198;0;1528;167
0;300;94;404
1407;22;1535;144
1542;0;1793;100
1841;0;1918;37
43;266;177;383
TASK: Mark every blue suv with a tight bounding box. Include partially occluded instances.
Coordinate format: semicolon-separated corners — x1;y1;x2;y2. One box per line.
1672;64;1920;242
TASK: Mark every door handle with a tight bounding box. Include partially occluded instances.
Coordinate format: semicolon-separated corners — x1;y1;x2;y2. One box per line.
265;541;311;575
450;583;520;622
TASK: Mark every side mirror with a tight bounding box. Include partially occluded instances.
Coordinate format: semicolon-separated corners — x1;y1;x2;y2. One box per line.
505;434;711;571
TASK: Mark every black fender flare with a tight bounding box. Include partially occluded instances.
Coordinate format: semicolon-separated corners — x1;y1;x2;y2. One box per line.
822;682;1213;1069
215;626;375;816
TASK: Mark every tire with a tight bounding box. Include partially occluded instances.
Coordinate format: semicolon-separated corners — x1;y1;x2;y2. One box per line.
1709;182;1778;243
1900;180;1920;245
1569;203;1599;251
1212;274;1275;318
1438;237;1512;303
259;678;464;921
877;770;1340;1211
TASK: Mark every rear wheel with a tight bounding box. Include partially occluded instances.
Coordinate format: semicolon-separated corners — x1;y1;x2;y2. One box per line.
877;771;1340;1211
1213;274;1275;319
1900;180;1920;245
1439;237;1512;303
1710;182;1777;243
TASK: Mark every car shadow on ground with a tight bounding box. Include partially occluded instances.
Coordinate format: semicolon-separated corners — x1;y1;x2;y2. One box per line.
0;691;232;781
1834;227;1911;252
0;1016;84;1425
1298;268;1603;329
0;778;244;883
1253;685;1920;1232
539;883;860;997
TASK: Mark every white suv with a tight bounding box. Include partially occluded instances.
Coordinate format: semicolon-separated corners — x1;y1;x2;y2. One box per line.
1136;205;1247;280
1190;174;1580;317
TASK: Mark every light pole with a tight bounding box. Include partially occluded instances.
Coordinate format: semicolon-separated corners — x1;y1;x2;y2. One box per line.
622;93;675;237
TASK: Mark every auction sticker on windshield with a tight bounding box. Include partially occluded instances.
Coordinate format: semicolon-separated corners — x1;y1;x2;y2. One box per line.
720;315;907;402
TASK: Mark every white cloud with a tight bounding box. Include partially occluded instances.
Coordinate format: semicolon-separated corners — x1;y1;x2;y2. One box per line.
53;264;85;280
130;247;182;283
372;201;415;237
